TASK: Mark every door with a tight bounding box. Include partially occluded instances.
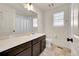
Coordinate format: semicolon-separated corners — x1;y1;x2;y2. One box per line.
70;4;79;56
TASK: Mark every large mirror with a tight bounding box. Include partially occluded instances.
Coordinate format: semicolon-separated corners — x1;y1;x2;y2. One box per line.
0;3;38;37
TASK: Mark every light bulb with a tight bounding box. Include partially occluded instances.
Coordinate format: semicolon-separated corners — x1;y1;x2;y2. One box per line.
24;3;33;11
27;4;31;11
24;4;28;8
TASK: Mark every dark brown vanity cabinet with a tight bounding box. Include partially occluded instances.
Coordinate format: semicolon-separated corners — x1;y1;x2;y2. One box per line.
0;41;32;56
0;35;46;56
32;35;46;56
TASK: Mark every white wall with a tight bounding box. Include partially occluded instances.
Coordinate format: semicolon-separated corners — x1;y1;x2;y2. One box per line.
0;4;16;35
32;6;45;33
32;4;72;48
44;4;71;48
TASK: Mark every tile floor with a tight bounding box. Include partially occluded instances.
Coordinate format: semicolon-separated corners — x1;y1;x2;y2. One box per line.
40;42;71;56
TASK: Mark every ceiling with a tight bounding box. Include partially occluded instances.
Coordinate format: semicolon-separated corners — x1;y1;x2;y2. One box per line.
5;3;67;11
1;3;67;15
3;3;37;16
33;3;67;11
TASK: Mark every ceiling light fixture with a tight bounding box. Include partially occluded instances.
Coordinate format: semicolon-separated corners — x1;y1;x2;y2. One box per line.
24;3;33;11
48;3;54;7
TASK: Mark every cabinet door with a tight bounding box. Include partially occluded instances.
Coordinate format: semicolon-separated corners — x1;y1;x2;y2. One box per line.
33;42;40;56
41;39;46;52
17;47;31;56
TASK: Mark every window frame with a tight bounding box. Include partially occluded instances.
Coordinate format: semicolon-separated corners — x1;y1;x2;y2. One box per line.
53;11;64;27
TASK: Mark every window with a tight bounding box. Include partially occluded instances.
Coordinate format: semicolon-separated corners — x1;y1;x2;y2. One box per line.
33;18;38;27
53;11;64;26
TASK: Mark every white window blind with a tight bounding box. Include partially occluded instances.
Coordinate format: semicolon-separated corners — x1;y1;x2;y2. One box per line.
15;15;33;33
53;11;64;26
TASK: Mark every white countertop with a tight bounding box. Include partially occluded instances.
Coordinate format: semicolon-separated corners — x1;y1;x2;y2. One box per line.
0;33;45;52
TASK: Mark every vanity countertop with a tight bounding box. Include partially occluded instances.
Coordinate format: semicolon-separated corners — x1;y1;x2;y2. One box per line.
0;33;45;52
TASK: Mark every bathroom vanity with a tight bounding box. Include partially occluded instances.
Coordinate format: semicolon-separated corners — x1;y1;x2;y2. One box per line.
0;33;46;56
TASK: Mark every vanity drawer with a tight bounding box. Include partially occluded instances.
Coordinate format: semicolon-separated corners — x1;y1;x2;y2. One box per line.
32;35;46;45
32;38;40;45
40;35;46;40
0;41;31;56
